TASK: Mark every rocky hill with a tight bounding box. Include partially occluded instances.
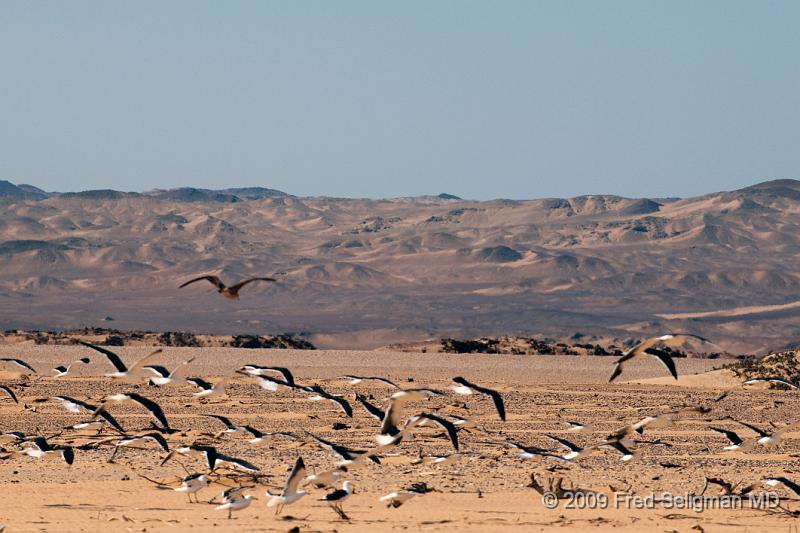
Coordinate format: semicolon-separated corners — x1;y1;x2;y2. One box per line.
1;179;800;352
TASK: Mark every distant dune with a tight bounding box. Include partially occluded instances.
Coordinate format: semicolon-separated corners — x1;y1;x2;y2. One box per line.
2;179;800;352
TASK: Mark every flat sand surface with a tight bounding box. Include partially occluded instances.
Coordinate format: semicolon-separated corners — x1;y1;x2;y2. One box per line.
1;347;798;532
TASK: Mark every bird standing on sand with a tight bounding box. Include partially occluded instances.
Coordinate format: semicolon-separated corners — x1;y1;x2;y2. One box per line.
319;480;354;519
179;275;276;299
175;473;211;503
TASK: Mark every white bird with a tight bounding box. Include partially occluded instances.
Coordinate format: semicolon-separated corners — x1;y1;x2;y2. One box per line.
267;456;308;514
52;357;91;377
608;334;709;383
77;341;162;380
174;473;211;503
215;492;255;519
238;365;296;386
143;357;195;386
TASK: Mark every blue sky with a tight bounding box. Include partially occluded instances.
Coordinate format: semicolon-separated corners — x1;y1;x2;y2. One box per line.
1;1;798;199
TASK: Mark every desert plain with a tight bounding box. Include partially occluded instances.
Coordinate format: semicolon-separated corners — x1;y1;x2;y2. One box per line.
1;346;799;532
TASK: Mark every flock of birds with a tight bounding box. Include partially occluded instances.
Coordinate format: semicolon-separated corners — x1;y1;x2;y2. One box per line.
1;276;800;524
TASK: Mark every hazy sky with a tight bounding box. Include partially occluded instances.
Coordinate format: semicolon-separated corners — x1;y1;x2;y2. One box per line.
1;2;798;199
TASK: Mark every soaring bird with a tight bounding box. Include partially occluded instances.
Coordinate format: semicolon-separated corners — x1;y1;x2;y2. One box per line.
77;341;162;380
267;456;308;514
450;376;506;421
608;334;709;383
179;275;276;299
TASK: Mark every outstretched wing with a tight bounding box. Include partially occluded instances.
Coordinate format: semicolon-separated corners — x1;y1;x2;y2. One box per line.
648;350;678;380
285;456;306;494
0;385;17;403
179;275;225;290
227;277;276;293
77;341;127;373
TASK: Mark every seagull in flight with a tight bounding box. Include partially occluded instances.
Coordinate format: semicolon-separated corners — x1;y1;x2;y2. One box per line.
93;392;171;430
764;476;800;496
545;434;586;460
77;341;162;380
238;365;296;386
46;396;125;433
179;275;276;299
162;444;260;473
18;436;75;465
304;385;353;417
733;419;796;448
450;376;506;421
52;357;91;378
143;357;195;386
608;334;710;383
709;426;751;452
186;377;226;399
339;375;399;388
267;456;308;514
306;432;380;465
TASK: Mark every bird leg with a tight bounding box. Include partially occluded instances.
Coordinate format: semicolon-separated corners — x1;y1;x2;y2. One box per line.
108;447;119;463
332;504;349;520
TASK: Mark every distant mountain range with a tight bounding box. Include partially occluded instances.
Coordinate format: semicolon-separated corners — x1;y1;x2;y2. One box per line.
1;178;799;352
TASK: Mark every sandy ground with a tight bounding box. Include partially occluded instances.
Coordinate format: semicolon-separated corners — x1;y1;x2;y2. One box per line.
1;347;799;532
